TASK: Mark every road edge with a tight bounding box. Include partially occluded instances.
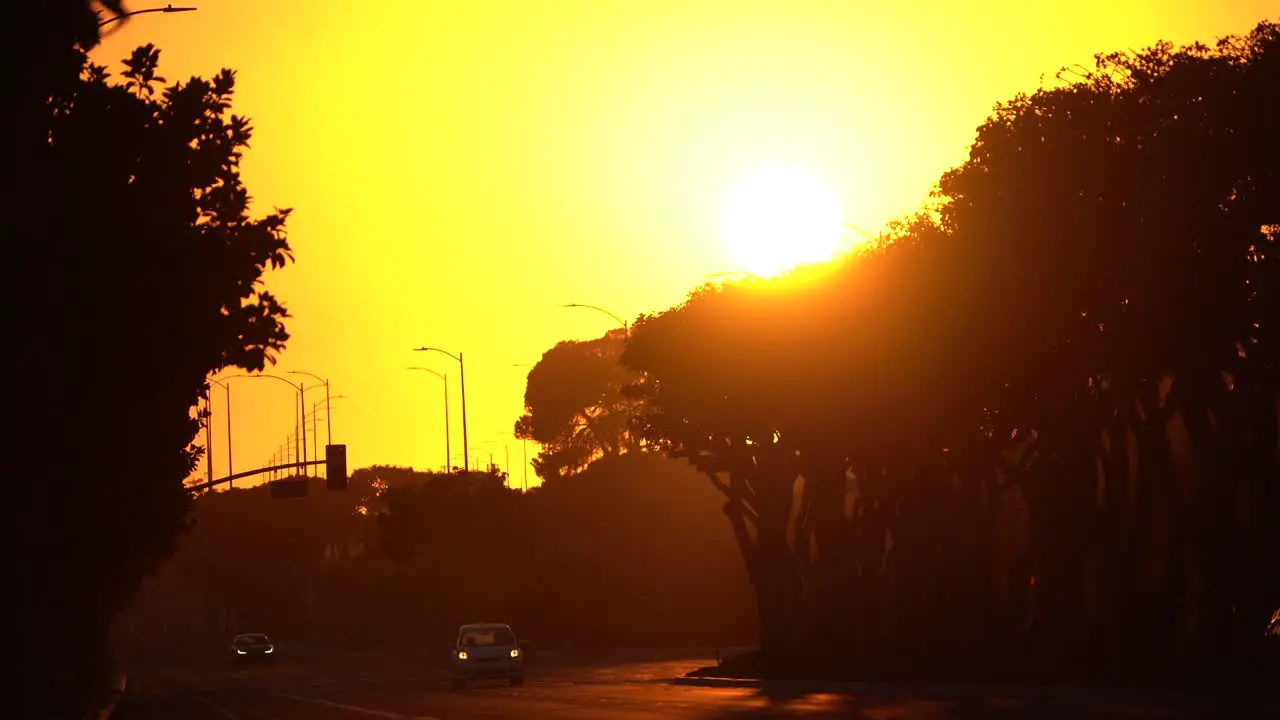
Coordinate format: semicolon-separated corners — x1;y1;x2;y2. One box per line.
89;672;127;720
667;675;1280;713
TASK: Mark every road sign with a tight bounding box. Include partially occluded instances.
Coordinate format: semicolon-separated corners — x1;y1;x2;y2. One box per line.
269;478;309;499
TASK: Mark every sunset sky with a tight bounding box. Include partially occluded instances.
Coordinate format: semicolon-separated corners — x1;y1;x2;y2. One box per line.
92;1;1276;488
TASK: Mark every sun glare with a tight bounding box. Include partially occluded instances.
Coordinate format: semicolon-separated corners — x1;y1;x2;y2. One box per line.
718;165;844;277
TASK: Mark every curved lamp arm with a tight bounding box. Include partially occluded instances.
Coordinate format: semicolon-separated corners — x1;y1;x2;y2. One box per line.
99;5;198;28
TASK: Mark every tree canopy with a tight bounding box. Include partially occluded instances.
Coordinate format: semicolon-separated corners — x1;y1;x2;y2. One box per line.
6;32;295;715
622;19;1280;680
514;329;643;481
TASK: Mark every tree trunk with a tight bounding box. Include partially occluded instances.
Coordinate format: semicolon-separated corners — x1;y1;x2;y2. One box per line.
712;462;802;675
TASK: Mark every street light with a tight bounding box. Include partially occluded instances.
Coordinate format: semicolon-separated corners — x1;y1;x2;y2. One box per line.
481;439;513;485
206;378;233;486
409;367;450;472
843;221;882;244
520;434;528;492
226;373;304;468
307;395;346;474
98;4;197;28
414;348;469;474
511;365;536;491
289;371;332;447
560;303;628;332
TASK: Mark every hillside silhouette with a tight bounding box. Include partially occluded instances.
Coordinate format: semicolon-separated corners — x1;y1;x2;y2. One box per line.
118;455;756;660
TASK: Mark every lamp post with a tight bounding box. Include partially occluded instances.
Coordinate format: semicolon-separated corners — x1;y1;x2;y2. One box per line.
843;221;882;244
289;371;332;447
201;399;213;486
511;364;536;491
414;348;469;474
227;373;303;468
409;367;450;472
307;395;346;474
483;439;507;482
560;303;628;332
98;4;197;28
206;378;233;487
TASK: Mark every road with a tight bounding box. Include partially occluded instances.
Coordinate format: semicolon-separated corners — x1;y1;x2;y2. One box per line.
112;648;1280;719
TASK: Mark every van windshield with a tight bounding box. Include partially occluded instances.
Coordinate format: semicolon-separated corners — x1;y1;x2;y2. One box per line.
458;628;515;647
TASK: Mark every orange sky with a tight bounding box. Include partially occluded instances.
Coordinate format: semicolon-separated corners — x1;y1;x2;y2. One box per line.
92;1;1276;488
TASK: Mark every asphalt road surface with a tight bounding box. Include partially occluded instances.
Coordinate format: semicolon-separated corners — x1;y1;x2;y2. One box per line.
112;649;1280;719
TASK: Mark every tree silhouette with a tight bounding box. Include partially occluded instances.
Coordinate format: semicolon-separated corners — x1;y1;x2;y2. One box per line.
6;39;294;714
5;1;125;160
514;329;643;481
933;20;1280;671
623;19;1280;681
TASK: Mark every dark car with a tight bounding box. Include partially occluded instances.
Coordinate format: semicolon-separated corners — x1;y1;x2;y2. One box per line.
450;623;523;688
231;633;276;664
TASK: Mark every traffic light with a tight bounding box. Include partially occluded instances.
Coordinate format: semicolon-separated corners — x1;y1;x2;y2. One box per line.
326;444;347;490
269;478;308;499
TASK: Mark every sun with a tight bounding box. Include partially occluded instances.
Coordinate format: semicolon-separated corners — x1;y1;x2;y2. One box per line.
717;165;844;277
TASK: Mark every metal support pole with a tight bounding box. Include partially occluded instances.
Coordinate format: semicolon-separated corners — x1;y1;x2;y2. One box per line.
442;376;451;471
312;405;320;478
300;383;307;469
459;353;469;475
204;399;213;486
224;383;233;488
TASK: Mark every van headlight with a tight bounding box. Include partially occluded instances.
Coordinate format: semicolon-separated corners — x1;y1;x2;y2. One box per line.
457;651;469;661
510;648;520;658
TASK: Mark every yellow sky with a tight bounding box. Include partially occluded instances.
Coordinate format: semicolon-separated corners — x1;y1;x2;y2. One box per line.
92;1;1276;487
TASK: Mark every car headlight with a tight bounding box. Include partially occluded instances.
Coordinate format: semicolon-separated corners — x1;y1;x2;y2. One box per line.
265;647;274;654
509;648;520;658
457;651;469;660
236;649;246;655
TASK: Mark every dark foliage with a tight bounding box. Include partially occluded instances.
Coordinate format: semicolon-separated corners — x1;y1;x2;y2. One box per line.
623;19;1280;683
3;7;294;713
514;329;645;481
